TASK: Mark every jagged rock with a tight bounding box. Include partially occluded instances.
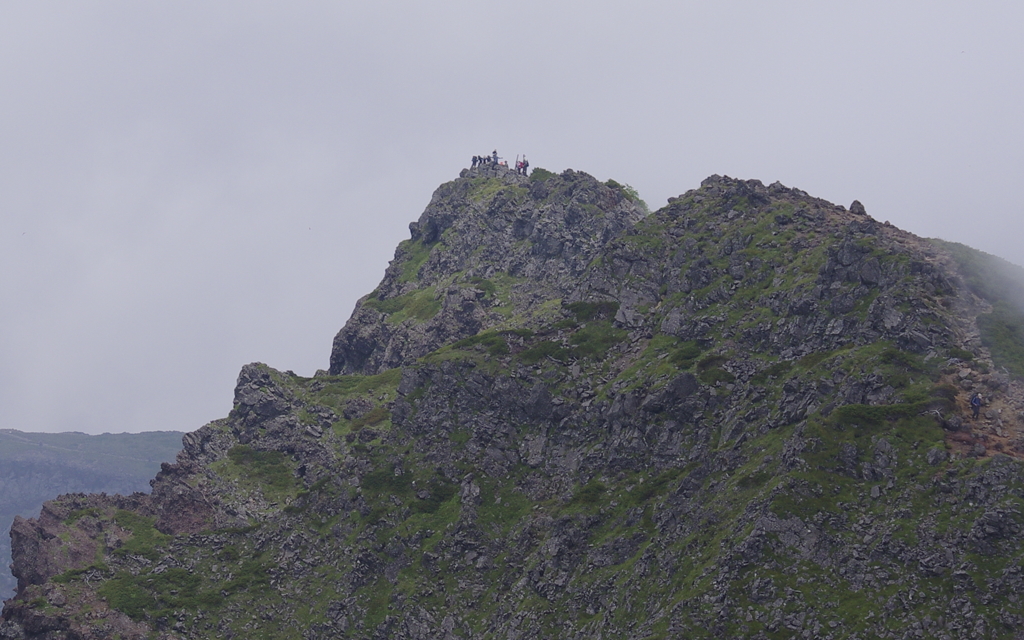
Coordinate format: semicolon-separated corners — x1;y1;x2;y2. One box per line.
927;446;948;465
329;166;646;376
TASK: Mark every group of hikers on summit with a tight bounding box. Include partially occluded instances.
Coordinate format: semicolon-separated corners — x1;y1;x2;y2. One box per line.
471;150;529;176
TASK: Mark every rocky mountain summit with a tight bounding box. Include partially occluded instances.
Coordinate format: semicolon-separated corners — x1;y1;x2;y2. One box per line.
330;164;646;376
6;164;1024;639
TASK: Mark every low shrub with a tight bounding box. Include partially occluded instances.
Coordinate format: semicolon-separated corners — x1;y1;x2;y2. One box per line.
351;406;390;431
798;352;830;369
528;168;556;182
696;355;729;373
570;480;607;507
569;321;627;359
829;398;952;429
930;383;959;402
112;510;169;560
566;301;619;322
669;342;702;369
226;445;294;494
699;368;736;385
411;480;458;515
452;331;510;356
363;289;441;322
947;346;975;361
751;360;792;385
520;340;570;364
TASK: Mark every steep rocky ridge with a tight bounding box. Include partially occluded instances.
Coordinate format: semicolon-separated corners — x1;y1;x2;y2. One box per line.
6;167;1024;639
0;430;183;599
329;164;647;375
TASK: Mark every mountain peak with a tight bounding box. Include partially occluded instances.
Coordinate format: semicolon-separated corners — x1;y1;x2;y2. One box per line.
329;166;647;375
9;168;1024;639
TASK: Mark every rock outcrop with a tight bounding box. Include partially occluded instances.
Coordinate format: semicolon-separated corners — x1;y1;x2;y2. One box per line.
329;166;646;375
0;430;183;600
6;166;1024;639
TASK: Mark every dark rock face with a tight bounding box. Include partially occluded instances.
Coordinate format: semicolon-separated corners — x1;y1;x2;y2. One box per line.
329;165;646;375
8;169;1024;639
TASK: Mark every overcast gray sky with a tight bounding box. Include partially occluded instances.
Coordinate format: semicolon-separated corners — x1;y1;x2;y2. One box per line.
2;2;1022;434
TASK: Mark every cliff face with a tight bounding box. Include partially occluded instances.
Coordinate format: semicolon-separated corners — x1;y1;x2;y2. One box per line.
6;165;1024;639
0;430;183;600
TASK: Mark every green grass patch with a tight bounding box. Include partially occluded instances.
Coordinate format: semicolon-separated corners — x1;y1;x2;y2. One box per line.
696;355;728;372
397;239;433;283
52;562;110;584
306;368;402;411
97;573;153;619
566;300;620;322
930;383;959;402
626;468;685;506
350;405;390;431
880;347;931;374
467;276;496;297
699;368;736;385
828;398;951;430
520;340;570;364
570;321;628;360
63;507;102;525
569;479;607;508
669;341;702;369
363;288;442;323
98;567;225;622
476;480;532;533
797;351;830;369
222;445;297;500
412;479;458;515
529;167;556;182
947;346;975;361
735;471;772;490
751;360;792;385
468;176;527;203
452;330;511;356
696;354;735;385
112;510;170;560
605;179;648;210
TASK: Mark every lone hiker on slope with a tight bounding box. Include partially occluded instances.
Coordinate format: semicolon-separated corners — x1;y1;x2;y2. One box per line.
971;392;983;419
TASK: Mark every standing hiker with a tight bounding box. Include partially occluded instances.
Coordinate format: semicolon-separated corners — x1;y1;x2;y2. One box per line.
971;392;983;419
